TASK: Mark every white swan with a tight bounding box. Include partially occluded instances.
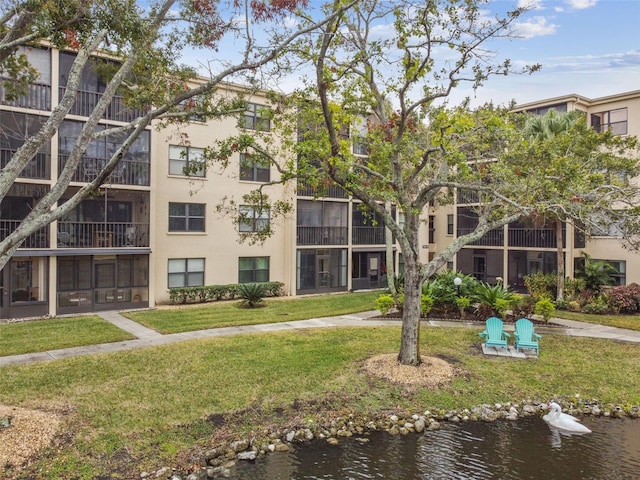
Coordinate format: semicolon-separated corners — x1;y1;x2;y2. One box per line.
543;402;592;434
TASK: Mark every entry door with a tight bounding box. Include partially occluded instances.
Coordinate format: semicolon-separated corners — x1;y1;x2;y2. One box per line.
317;255;330;290
473;255;486;282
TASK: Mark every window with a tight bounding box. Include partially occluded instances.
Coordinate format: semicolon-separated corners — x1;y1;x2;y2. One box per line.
239;153;270;182
429;215;435;243
447;214;454;235
239;257;270;283
244;103;271;131
168;202;205;232
607;261;626;286
591;108;627;135
239;205;270;232
169;145;206;177
168;258;204;288
179;95;208;122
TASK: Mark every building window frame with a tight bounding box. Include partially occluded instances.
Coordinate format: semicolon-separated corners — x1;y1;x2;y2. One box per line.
168;145;206;177
429;215;435;243
591;108;627;135
238;257;270;283
447;214;454;235
239;153;270;182
243;103;271;131
168;202;205;232
167;258;205;288
239;205;270;233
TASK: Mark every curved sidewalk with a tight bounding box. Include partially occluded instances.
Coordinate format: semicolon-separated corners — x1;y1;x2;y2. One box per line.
1;310;639;367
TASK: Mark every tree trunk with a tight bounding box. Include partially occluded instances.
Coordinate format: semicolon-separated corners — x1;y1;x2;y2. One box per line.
385;201;397;297
398;258;422;365
556;219;565;302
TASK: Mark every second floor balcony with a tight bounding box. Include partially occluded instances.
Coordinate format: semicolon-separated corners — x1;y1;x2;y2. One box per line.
457;228;504;246
1;148;50;179
59;155;150;186
0;220;149;250
297;226;348;245
57;221;149;248
352;226;385;245
0;78;51;111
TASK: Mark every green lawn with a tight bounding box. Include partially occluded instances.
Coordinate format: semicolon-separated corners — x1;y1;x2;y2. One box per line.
125;290;381;333
0;315;135;357
554;309;640;331
1;325;638;479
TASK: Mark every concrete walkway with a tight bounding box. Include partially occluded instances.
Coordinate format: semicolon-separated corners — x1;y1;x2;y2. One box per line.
1;311;639;367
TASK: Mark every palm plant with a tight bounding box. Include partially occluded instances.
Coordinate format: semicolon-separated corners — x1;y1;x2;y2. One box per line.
474;282;518;317
575;253;617;293
237;283;269;308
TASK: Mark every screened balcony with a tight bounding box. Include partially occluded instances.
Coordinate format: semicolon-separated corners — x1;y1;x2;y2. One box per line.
0;221;49;248
352;226;385;245
0;79;51;110
0;149;50;179
57;221;149;248
297;226;348;245
456;227;504;246
58;155;150;186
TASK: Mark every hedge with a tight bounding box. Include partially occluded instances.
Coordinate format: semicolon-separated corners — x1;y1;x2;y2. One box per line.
168;282;285;304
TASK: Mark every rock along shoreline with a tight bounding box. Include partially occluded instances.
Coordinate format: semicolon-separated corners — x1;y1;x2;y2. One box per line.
144;397;640;480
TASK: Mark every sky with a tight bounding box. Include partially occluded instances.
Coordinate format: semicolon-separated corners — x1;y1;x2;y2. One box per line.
174;0;640;108
451;0;640;107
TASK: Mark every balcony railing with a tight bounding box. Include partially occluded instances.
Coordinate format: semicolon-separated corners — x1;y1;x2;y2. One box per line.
352;226;385;245
1;148;50;179
59;87;145;123
297;226;348;245
0;78;51;110
508;228;565;249
0;221;149;249
58;154;150;186
0;220;50;248
57;221;149;248
457;228;504;246
297;181;349;199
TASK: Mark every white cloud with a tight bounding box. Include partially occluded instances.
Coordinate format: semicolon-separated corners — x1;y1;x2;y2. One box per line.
518;0;546;10
514;16;558;38
565;0;598;10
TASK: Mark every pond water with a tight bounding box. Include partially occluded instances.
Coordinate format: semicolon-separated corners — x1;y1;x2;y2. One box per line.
232;416;640;479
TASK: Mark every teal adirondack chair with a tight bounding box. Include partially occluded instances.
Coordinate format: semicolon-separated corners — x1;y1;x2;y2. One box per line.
479;317;510;349
514;318;541;354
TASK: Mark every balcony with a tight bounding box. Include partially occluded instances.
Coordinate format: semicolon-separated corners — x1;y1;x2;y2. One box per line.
59;87;146;123
0;221;149;249
297;181;349;199
0;221;50;248
58;155;150;186
352;226;385;245
297;226;348;245
508;228;565;249
0;78;51;110
0;148;50;179
57;221;149;248
457;228;504;246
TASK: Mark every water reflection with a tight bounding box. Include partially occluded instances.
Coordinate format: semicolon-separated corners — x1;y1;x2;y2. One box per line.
233;416;640;479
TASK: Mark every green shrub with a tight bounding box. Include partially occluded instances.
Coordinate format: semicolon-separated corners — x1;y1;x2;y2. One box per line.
534;297;556;322
524;271;556;301
583;295;609;314
474;282;517;316
568;300;581;312
420;294;434;316
454;295;471;317
169;281;283;305
376;294;395;316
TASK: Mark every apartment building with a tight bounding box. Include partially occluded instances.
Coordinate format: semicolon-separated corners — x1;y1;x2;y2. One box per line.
1;46;152;320
1;44;638;321
0;45;393;321
448;90;640;290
